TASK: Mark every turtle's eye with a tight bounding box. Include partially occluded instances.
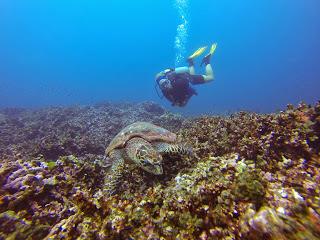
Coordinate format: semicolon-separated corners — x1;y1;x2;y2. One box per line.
141;159;152;167
136;145;152;160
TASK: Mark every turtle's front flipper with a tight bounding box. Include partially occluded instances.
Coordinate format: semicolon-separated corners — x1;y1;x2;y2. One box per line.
103;149;125;196
154;142;193;156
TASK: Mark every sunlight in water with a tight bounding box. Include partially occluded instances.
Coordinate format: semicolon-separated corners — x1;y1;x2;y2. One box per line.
174;0;189;67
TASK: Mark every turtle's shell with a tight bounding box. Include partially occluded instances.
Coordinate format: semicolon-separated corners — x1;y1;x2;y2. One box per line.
105;122;177;156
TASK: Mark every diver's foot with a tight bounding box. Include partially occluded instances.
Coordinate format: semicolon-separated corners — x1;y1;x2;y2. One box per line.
201;54;211;66
187;58;194;67
200;43;217;66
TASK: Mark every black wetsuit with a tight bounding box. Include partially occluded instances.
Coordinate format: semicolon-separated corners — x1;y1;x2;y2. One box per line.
159;71;205;107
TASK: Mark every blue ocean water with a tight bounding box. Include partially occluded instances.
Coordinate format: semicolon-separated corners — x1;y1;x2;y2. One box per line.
0;0;319;115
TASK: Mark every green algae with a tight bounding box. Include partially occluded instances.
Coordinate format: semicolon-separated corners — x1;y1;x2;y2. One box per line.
234;168;266;209
47;161;57;170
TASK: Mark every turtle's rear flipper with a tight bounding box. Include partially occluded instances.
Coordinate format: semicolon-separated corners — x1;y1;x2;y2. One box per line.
154;142;193;156
103;150;125;196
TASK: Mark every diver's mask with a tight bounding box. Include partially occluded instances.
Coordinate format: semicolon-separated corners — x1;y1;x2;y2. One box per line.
158;78;172;91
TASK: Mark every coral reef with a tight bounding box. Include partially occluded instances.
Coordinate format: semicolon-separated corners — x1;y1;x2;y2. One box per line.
0;101;319;239
0;101;183;161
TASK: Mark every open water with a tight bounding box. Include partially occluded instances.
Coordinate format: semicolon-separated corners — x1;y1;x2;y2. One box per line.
0;0;319;115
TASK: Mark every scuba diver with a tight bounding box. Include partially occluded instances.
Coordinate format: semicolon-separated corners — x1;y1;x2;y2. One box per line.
155;43;217;107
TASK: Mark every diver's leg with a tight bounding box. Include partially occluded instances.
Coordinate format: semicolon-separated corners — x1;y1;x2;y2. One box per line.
202;64;214;82
200;43;217;82
187;59;196;75
174;66;190;74
189;65;196;75
190;70;213;84
187;46;207;75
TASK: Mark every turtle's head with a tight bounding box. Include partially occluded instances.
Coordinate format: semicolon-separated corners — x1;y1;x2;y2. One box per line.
135;144;163;175
126;137;163;175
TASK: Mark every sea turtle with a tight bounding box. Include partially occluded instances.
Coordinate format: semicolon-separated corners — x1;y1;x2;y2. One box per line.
104;121;192;195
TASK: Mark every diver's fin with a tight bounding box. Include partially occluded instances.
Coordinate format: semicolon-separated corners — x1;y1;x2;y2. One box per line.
201;43;217;66
209;43;217;55
188;46;207;60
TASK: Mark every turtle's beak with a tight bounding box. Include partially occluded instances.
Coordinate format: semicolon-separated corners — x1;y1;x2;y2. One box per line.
141;159;163;175
153;164;163;175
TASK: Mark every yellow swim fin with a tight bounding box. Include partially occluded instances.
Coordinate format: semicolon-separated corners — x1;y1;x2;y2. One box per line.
208;43;217;56
201;43;218;66
188;46;207;59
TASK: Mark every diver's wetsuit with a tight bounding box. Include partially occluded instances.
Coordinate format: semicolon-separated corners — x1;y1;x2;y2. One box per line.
158;71;205;107
156;43;216;107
